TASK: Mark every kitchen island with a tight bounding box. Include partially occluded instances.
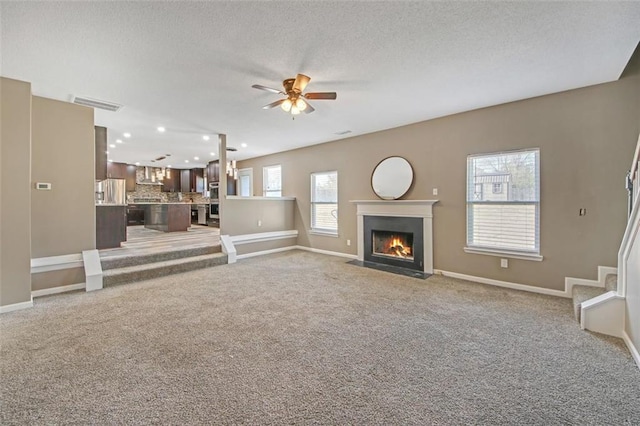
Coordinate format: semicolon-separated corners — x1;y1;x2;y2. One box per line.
143;203;191;232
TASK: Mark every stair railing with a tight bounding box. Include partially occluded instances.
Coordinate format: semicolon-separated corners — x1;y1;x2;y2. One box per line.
618;133;640;296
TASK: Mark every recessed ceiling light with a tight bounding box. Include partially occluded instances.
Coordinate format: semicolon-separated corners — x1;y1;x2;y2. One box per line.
116;139;123;144
168;165;172;168
105;151;109;154
109;144;116;148
194;156;199;160
157;126;165;132
210;152;215;156
203;135;210;141
241;143;247;148
185;160;189;163
123;132;131;138
108;159;113;163
135;162;140;166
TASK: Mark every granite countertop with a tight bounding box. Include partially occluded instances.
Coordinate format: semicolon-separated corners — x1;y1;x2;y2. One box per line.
96;203;127;207
128;202;208;205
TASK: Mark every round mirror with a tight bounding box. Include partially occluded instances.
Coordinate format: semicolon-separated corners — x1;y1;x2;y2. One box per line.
371;156;414;200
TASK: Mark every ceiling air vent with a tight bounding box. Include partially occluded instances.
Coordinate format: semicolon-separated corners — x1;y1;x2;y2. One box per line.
72;96;122;112
226;147;238;152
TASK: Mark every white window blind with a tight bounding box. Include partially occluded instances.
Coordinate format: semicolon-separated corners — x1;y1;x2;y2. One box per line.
263;165;282;197
467;149;540;254
311;171;338;233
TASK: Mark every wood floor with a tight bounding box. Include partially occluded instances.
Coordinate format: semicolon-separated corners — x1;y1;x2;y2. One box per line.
99;225;220;259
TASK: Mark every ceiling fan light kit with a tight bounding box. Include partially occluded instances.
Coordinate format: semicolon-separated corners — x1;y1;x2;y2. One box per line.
252;73;337;115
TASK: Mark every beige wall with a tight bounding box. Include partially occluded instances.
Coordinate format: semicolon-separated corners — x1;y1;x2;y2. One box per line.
31;96;95;259
0;77;32;307
223;198;295;236
239;76;640;291
31;268;85;291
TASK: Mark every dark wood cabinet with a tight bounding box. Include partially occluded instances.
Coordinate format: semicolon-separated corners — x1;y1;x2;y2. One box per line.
161;168;181;192
192;168;204;192
107;161;128;179
95;126;107;180
96;205;127;249
207;160;220;183
180;169;191;193
125;165;137;191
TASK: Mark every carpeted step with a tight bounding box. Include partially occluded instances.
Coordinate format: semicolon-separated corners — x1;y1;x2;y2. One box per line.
100;245;221;271
604;274;618;292
572;285;606;322
103;252;228;287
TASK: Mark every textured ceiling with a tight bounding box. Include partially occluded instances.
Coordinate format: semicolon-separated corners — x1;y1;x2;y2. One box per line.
2;2;639;168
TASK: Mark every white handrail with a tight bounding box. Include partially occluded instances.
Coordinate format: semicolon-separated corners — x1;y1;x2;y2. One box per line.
618;133;640;296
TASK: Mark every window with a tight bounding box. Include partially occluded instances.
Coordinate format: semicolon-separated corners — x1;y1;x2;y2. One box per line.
263;165;282;197
311;171;338;234
466;149;540;257
237;168;252;197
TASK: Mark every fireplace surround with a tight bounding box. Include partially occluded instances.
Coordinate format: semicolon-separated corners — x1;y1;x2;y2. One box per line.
351;200;438;274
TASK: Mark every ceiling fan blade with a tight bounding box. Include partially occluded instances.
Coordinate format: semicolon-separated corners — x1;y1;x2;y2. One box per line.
302;100;315;114
252;84;285;95
262;99;286;109
304;92;337;100
293;74;310;93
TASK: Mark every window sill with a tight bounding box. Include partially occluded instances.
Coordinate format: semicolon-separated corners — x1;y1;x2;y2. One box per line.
464;247;543;262
310;230;339;238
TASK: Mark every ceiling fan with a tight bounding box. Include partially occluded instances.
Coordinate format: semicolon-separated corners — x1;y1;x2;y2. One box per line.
252;74;337;115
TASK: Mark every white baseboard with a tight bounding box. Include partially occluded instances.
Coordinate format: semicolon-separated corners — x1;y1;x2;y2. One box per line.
434;269;567;298
0;296;34;314
622;330;640;370
236;246;297;260
32;283;86;298
294;245;358;260
231;230;298;245
31;253;84;273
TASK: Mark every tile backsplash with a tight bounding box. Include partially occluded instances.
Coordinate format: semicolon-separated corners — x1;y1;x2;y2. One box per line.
126;167;209;204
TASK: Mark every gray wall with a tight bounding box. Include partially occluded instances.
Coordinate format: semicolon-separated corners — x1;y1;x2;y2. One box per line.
31;96;95;259
239;76;640;291
0;77;32;307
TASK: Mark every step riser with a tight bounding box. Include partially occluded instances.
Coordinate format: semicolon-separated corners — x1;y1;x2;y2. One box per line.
101;246;221;270
104;255;227;287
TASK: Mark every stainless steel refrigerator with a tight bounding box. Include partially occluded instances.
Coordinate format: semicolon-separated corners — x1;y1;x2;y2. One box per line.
95;178;126;204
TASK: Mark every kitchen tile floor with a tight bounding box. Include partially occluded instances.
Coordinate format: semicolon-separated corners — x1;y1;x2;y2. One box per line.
99;225;220;259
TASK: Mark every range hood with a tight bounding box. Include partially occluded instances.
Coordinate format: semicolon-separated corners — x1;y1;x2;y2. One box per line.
136;166;164;185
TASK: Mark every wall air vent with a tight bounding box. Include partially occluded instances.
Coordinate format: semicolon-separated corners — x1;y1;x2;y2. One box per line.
72;96;122;112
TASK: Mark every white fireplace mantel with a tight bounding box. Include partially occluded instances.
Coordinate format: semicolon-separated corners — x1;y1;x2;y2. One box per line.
350;200;438;273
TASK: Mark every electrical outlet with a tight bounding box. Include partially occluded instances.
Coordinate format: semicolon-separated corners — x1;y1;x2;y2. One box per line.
432;188;438;196
500;258;508;268
347;239;351;246
257;220;262;227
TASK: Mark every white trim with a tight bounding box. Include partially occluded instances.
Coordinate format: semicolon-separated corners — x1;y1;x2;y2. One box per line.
622;330;640;370
32;283;86;298
309;230;339;237
31;253;83;273
434;269;567;298
295;245;358;260
226;195;295;201
0;297;33;314
463;247;543;261
220;234;237;264
565;265;618;296
619;189;640;296
230;230;298;245
82;250;103;292
236;246;297;260
580;292;624;337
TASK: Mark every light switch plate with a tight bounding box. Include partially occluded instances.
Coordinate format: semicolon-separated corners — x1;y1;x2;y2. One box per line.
500;258;508;268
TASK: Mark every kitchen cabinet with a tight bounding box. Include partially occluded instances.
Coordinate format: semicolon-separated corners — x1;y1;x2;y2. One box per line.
107;161;128;179
126;165;137;191
207;160;220;183
96;205;126;249
179;168;204;193
95;126;107;180
180;169;191;193
192;168;204;192
161;168;181;192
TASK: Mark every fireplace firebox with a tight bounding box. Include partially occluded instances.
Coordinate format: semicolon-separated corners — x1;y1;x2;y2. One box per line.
364;216;423;272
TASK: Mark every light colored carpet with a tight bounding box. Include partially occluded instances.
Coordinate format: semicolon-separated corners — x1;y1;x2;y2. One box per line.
1;250;639;425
